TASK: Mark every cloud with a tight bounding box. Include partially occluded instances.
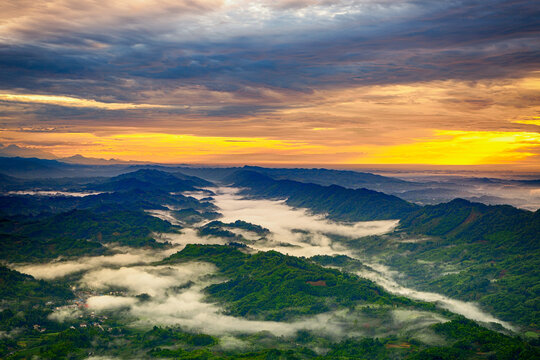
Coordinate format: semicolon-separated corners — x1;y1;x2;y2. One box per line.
159;221;389;256
361;130;540;165
86;296;138;311
205;187;516;331
356;262;515;331
13;247;177;280
1;1;538;103
58;261;353;337
67;262;443;338
158;228;229;246
0;0;224;43
0;1;538;169
0;130;327;163
80;263;216;296
206;187;397;257
0;93;177;110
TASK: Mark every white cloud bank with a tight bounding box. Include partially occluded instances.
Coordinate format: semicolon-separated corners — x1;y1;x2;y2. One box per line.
13;247;176;280
63;263;445;338
207;187;397;257
204;187;515;331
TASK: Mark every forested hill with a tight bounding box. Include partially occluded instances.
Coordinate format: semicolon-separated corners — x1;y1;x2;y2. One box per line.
384;199;540;328
89;169;213;192
0;169;216;217
163;244;427;320
240;166;414;189
227;170;540;249
399;198;540;249
0;209;178;261
225;170;419;221
0;266;73;300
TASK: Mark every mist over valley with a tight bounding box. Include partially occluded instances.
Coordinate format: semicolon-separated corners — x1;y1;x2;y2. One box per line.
0;162;538;359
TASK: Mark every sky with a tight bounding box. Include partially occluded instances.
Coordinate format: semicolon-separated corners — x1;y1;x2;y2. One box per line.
0;0;539;168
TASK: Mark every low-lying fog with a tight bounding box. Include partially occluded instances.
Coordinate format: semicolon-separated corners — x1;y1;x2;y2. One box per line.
14;246;179;280
357;262;515;331
69;262;444;338
209;188;514;331
210;187;397;257
28;251;446;339
374;171;540;211
7;190;104;197
13;186;515;342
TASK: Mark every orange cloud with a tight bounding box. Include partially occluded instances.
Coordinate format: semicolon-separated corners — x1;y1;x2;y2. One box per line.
1;75;538;168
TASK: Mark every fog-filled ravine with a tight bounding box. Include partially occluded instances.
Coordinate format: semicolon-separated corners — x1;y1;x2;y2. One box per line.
203;187;515;329
2;166;539;359
15;187;513;335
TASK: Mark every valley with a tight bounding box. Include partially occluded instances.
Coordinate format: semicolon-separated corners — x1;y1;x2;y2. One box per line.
0;164;538;359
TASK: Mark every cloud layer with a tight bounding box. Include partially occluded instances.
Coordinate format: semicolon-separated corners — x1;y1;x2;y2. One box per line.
0;0;538;166
211;187;397;257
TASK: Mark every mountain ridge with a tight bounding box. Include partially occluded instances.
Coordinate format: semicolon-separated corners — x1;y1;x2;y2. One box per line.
225;169;420;221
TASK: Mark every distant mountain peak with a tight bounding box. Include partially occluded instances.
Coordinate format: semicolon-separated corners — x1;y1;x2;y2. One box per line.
0;144;57;160
59;154;133;165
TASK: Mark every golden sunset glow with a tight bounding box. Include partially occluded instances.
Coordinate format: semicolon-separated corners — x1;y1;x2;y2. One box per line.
1;72;539;166
360;131;540;165
0;0;538;169
2;128;539;167
513;117;540;127
0;131;328;164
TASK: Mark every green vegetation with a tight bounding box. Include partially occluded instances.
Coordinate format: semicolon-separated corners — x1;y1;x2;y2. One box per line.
0;267;74;356
175;165;416;194
173;208;221;225
0;170;216;218
329;232;540;330
221;220;270;237
225;173;539;330
2;169;539;358
0;208;179;261
198;223;244;241
393;199;540;329
3;319;538;359
0;266;73;301
164;244;428;320
0;188;215;217
321;199;540;330
226;170;419;221
399;198;539;248
0;232;104;262
311;254;367;269
197;220;270;242
2;247;539;359
409;318;540;359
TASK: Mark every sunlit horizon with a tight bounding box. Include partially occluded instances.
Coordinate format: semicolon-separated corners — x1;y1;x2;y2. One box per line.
1;1;538;169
